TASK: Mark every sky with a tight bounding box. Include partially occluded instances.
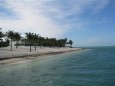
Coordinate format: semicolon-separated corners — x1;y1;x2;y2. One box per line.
0;0;115;47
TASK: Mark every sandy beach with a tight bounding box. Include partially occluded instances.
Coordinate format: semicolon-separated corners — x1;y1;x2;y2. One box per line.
0;46;83;65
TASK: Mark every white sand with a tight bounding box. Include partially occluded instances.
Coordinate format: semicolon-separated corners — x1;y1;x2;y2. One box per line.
0;46;83;65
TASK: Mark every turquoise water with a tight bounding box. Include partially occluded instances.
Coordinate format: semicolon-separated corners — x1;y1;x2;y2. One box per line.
0;47;115;86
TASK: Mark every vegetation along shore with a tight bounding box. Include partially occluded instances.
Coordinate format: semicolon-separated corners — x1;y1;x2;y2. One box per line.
0;28;82;65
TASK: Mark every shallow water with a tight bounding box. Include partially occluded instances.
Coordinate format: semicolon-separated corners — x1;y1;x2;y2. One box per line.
0;47;115;86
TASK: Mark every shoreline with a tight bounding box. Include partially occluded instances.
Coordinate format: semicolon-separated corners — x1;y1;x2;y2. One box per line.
0;47;84;65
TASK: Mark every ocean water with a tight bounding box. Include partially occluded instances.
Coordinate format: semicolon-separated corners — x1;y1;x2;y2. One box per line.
0;47;115;86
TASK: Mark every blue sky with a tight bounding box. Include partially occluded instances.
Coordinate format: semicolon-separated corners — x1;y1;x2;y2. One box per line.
0;0;115;47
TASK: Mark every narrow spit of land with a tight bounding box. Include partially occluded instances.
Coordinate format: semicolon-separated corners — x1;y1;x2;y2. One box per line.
0;46;83;65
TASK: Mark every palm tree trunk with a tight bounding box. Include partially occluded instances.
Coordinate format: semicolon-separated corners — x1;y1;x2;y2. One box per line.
10;40;12;51
30;45;31;52
40;44;41;49
16;41;18;49
35;43;36;51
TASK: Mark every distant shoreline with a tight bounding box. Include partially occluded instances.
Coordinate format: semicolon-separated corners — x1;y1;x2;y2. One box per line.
0;47;84;65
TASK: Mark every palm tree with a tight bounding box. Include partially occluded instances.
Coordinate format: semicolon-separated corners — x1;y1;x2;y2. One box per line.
0;28;4;47
7;30;14;51
64;38;67;47
39;36;44;49
25;32;34;52
0;28;4;39
33;33;39;51
69;40;73;48
14;32;21;49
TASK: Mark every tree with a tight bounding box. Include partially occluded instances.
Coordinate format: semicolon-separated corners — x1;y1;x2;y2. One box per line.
0;28;4;39
69;40;73;48
7;30;15;51
0;28;10;47
0;28;4;47
14;32;21;49
33;33;39;51
25;32;34;52
39;36;44;49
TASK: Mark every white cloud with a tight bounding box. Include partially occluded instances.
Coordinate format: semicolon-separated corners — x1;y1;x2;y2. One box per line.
43;0;110;18
1;0;66;37
0;0;110;38
94;0;110;11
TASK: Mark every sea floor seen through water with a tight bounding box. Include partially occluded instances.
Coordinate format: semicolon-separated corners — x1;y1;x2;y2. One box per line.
0;47;115;86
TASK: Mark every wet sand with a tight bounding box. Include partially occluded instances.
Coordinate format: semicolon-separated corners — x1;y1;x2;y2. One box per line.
0;46;83;65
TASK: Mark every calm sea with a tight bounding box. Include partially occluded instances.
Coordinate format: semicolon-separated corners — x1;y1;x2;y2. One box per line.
0;47;115;86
